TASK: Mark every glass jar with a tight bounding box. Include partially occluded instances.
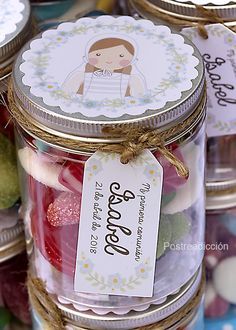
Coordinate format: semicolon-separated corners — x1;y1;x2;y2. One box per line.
0;0;31;208
11;15;206;317
31;268;204;329
0;8;31;310
31;0;97;25
205;183;236;329
128;0;236;187
31;0;75;22
128;0;236;27
0;220;30;326
0;0;31;89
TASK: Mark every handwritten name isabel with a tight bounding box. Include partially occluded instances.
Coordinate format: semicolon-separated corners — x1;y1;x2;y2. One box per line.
104;182;134;256
203;53;236;107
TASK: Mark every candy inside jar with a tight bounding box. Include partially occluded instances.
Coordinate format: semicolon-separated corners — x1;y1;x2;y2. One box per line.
11;15;206;317
16;113;205;314
0;0;31;225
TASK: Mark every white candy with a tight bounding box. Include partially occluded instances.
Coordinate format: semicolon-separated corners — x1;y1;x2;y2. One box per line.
206;254;219;269
163;143;203;214
213;257;236;304
205;282;217;309
18;147;69;191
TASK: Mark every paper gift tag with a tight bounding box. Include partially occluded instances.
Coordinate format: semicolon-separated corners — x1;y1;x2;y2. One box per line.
74;150;163;297
183;24;236;137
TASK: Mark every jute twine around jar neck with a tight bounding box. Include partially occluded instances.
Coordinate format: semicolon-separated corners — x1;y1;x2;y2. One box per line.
8;80;206;178
131;0;236;39
28;274;65;330
207;186;236;196
27;271;205;330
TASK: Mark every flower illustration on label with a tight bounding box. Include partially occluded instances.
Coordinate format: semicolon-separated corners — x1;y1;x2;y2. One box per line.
135;261;151;279
144;164;161;184
87;158;103;180
224;33;236;47
78;253;152;292
108;273;123;289
79;257;94;274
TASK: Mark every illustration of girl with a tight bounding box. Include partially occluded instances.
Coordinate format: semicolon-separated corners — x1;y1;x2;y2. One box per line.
62;35;147;101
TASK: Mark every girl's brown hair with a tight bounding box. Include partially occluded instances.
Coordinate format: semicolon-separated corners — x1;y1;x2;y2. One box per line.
89;38;135;56
86;37;135;75
78;38;135;95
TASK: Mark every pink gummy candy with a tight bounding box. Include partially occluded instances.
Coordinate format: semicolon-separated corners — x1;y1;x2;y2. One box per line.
47;192;81;227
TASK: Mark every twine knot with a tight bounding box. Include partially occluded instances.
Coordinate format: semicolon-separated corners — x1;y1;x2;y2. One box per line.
195;4;226;39
101;126;189;178
7;80;207;180
120;141;143;164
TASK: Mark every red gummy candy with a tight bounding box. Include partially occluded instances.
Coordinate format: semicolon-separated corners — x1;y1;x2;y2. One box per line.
30;178;80;276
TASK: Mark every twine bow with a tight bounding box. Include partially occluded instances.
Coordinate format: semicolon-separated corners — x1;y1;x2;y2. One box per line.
195;5;231;39
101;126;189;177
7;80;207;180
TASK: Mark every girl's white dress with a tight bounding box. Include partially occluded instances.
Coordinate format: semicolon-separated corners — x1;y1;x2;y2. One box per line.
83;70;130;101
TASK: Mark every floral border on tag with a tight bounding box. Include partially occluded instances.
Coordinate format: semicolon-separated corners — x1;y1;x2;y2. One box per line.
79;253;152;293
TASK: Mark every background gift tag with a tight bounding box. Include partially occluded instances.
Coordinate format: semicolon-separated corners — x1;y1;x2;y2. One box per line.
183;24;236;137
74;150;163;297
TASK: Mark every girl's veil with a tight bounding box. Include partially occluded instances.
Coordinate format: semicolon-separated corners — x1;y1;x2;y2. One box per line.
62;33;147;96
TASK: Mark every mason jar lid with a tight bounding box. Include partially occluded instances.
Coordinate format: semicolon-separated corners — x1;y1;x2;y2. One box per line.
140;0;236;22
0;0;31;78
0;222;25;263
12;15;205;140
206;179;236;210
51;268;202;330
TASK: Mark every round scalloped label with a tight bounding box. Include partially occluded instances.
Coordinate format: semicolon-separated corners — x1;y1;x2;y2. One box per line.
175;0;232;5
20;16;198;119
0;0;25;45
